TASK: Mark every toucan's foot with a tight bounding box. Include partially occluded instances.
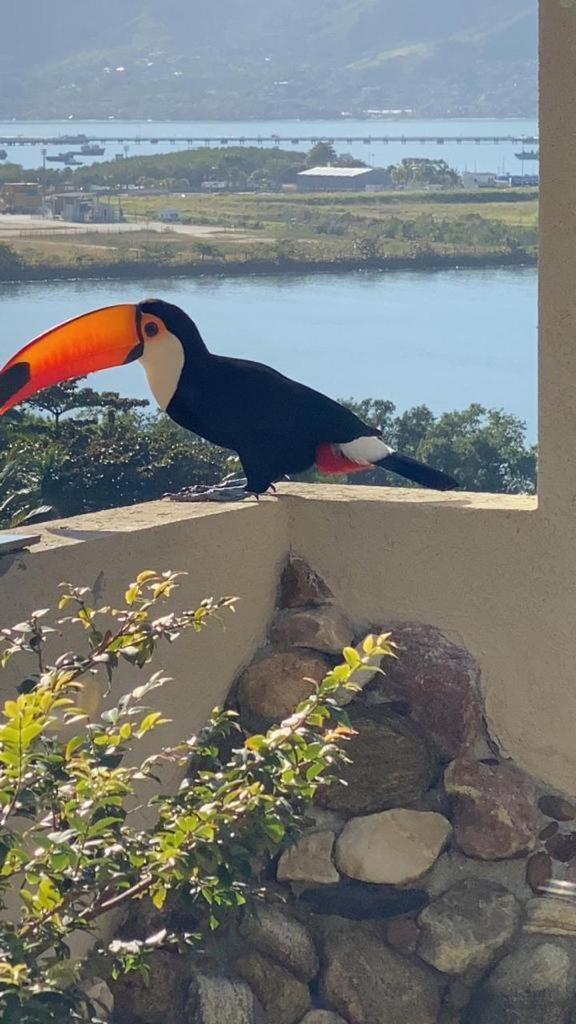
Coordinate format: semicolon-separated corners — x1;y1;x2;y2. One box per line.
166;484;251;503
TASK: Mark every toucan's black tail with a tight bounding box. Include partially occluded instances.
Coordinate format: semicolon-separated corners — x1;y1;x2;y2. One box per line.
378;452;459;491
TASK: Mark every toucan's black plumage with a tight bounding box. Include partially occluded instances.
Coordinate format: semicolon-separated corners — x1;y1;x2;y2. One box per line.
139;299;458;495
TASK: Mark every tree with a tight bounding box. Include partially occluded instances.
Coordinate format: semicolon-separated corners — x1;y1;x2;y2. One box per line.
306;142;338;167
0;456;51;529
340;398;536;494
305;143;366;169
0;570;393;1022
391;158;461;189
24;380;149;435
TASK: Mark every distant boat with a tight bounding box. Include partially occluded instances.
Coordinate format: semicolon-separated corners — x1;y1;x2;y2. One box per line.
516;150;539;161
0;149;6;160
46;152;82;165
80;144;106;156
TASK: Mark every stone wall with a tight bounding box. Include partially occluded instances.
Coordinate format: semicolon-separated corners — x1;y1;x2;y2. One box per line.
109;554;576;1023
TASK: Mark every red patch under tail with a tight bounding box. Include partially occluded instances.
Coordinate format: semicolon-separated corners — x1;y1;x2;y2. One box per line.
315;443;371;475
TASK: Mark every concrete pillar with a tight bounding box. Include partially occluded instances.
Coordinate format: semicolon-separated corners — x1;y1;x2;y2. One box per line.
539;0;576;514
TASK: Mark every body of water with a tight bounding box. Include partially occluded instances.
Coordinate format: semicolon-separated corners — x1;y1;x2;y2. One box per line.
0;117;538;174
0;267;537;439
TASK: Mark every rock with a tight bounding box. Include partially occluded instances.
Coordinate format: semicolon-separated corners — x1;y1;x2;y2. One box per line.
299;880;428;919
111;951;193;1024
298;1014;347;1024
425;849;533;903
335;809;451;885
526;852;554;894
444;758;542;860
269;607;354;656
465;940;576;1024
538;795;576;822
186;969;263;1024
525;898;576;936
386;917;421;955
316;710;438;816
277;831;340;886
238;904;319;982
546;832;576;863
365;621;482;760
302;806;346;833
237;651;330;728
447;980;474;1012
417;879;521;974
235;951;310;1024
318;918;440;1024
83;979;113;1019
279;555;334;608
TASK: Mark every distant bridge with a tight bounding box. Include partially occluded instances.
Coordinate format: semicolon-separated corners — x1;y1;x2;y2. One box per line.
0;134;540;148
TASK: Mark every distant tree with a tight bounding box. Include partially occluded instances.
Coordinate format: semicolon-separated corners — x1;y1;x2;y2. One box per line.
391;158;461;188
340;398;536;494
305;143;366;169
336;152;368;168
24;379;148;435
306;142;338;167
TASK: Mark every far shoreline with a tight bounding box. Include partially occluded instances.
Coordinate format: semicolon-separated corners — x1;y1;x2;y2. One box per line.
0;250;537;287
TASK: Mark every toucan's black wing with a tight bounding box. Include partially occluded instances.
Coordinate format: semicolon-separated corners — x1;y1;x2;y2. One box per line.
166;354;379;491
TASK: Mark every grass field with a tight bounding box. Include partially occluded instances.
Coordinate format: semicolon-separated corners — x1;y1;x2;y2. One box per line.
0;189;538;278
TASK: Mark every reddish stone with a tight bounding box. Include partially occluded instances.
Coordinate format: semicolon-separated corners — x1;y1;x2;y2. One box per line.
386;917;420;954
373;622;483;760
279;555;334;608
526;852;553;895
444;758;543;861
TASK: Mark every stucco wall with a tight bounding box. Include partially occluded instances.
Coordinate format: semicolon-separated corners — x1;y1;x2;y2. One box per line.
1;481;574;796
0;497;288;780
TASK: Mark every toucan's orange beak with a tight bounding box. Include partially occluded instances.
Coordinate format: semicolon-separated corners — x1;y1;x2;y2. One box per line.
0;304;143;416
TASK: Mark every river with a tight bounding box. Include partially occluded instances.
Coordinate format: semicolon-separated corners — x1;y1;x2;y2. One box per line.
0;117;538;174
0;266;537;439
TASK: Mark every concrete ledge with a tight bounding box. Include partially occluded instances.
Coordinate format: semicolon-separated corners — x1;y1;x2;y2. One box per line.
1;482;575;794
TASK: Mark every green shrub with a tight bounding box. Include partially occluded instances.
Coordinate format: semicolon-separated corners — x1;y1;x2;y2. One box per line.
0;570;393;1022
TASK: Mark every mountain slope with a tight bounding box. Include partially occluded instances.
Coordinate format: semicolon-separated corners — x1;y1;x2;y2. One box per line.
0;0;537;119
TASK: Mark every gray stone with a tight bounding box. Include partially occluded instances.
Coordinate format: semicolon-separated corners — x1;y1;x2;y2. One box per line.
269;606;354;655
366;621;483;760
277;831;340;886
237;650;330;727
279;555;334;608
238;904;319;982
318;918;440;1024
316;710;438;816
335;808;451;885
424;849;533;903
465;939;576;1024
417;879;521;974
298;1014;348;1024
444;758;543;860
235;951;311;1024
187;969;263;1024
525;897;576;936
111;950;194;1024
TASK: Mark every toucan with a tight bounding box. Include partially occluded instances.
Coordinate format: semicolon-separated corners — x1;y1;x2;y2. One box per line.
0;299;458;497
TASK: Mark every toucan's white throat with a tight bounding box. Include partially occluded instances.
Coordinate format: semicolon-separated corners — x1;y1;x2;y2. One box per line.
139;330;185;410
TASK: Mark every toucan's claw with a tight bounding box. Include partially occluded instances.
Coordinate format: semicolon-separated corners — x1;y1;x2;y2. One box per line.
166;485;249;503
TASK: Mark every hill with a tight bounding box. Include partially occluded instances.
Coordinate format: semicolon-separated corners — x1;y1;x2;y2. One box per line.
0;0;537;119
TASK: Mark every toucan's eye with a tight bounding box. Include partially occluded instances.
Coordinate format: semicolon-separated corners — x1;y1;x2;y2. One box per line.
144;322;159;338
